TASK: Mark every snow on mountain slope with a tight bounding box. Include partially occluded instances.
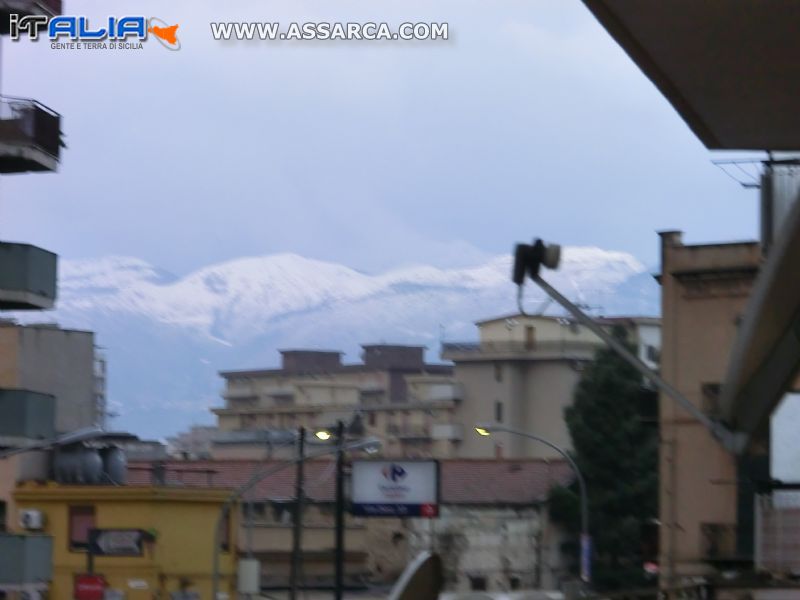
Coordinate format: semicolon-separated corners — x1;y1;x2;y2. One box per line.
53;247;649;341
20;246;659;437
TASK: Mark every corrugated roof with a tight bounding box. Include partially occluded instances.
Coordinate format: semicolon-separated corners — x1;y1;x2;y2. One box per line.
127;458;574;505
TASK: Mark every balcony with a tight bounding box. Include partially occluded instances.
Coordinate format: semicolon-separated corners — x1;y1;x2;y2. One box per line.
422;382;463;403
387;423;431;440
0;242;57;310
441;339;601;361
1;1;61;35
0;535;52;591
0;389;55;440
431;423;463;441
0;95;62;173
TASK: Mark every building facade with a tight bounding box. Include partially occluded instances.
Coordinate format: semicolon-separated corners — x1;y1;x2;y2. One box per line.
127;457;574;592
657;231;761;584
12;483;238;600
214;345;463;458
0;321;102;434
442;314;660;459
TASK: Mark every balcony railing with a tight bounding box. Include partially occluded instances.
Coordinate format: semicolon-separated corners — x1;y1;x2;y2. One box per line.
386;423;431;440
431;423;463;441
0;95;62;173
0;389;56;440
441;339;601;359
0;242;57;310
0;534;52;589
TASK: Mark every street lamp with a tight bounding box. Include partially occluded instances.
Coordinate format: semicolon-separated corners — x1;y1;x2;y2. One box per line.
211;435;382;600
474;422;591;585
312;421;379;600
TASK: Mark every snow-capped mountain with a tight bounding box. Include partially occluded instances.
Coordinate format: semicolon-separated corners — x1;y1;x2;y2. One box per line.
20;247;660;438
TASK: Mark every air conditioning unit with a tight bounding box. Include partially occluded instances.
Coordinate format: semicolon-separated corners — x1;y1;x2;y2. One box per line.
19;509;45;531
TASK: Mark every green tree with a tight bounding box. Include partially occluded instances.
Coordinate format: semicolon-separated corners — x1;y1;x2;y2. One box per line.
549;326;658;590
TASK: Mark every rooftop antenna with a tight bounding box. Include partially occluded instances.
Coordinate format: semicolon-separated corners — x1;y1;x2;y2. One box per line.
512;237;744;454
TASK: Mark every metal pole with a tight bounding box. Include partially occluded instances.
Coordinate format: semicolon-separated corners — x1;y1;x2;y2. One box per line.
289;427;306;600
491;425;590;583
530;273;744;454
334;420;346;600
212;437;380;600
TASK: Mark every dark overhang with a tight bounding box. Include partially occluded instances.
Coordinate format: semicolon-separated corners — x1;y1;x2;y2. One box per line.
582;0;800;150
721;197;800;440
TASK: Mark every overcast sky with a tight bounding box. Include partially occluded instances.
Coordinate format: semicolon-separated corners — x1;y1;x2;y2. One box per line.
1;0;760;276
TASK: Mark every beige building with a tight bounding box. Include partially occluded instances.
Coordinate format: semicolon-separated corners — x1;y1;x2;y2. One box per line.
442;314;660;459
214;345;463;459
657;231;762;584
0;321;103;434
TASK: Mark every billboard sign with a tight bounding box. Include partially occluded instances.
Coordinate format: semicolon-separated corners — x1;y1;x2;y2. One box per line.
351;460;439;518
88;529;146;557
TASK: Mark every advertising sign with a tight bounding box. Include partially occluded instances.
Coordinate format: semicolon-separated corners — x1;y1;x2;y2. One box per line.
351;460;439;518
74;574;106;600
88;529;146;557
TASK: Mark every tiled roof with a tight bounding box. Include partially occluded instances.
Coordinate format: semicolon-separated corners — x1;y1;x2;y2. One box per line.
127;458;573;505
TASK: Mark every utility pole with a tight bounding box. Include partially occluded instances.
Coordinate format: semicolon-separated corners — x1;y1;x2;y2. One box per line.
334;420;346;600
289;427;306;600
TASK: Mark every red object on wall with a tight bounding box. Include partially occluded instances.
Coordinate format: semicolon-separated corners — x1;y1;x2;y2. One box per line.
75;574;106;600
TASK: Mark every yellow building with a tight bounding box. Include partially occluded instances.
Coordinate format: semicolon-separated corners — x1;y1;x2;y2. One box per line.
13;483;238;600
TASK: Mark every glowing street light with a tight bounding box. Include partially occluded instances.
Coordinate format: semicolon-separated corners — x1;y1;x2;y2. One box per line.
474;422;591;585
315;429;333;441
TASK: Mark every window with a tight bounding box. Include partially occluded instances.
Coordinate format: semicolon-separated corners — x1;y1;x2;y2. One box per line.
469;576;487;591
493;363;503;382
509;576;521;590
495;401;503;423
220;510;231;552
0;501;6;532
368;412;376;427
525;325;535;350
69;506;95;551
646;344;660;363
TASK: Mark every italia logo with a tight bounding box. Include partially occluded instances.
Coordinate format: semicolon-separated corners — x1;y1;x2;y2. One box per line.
8;15;180;50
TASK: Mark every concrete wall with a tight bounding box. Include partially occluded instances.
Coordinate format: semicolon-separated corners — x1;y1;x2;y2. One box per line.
452;360;582;459
658;232;761;584
479;316;602;347
0;324;96;433
407;505;547;592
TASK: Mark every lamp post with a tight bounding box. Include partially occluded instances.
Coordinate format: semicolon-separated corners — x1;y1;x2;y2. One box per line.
314;420;349;600
474;423;591;585
211;435;381;600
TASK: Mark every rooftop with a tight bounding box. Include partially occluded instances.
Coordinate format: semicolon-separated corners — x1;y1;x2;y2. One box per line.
127;458;574;506
221;344;452;379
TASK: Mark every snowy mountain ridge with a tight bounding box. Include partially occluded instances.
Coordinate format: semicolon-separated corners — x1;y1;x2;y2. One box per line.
19;246;659;437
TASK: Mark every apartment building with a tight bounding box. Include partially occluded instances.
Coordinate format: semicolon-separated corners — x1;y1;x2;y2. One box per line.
214;345;463;458
0;321;104;434
442;313;660;459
